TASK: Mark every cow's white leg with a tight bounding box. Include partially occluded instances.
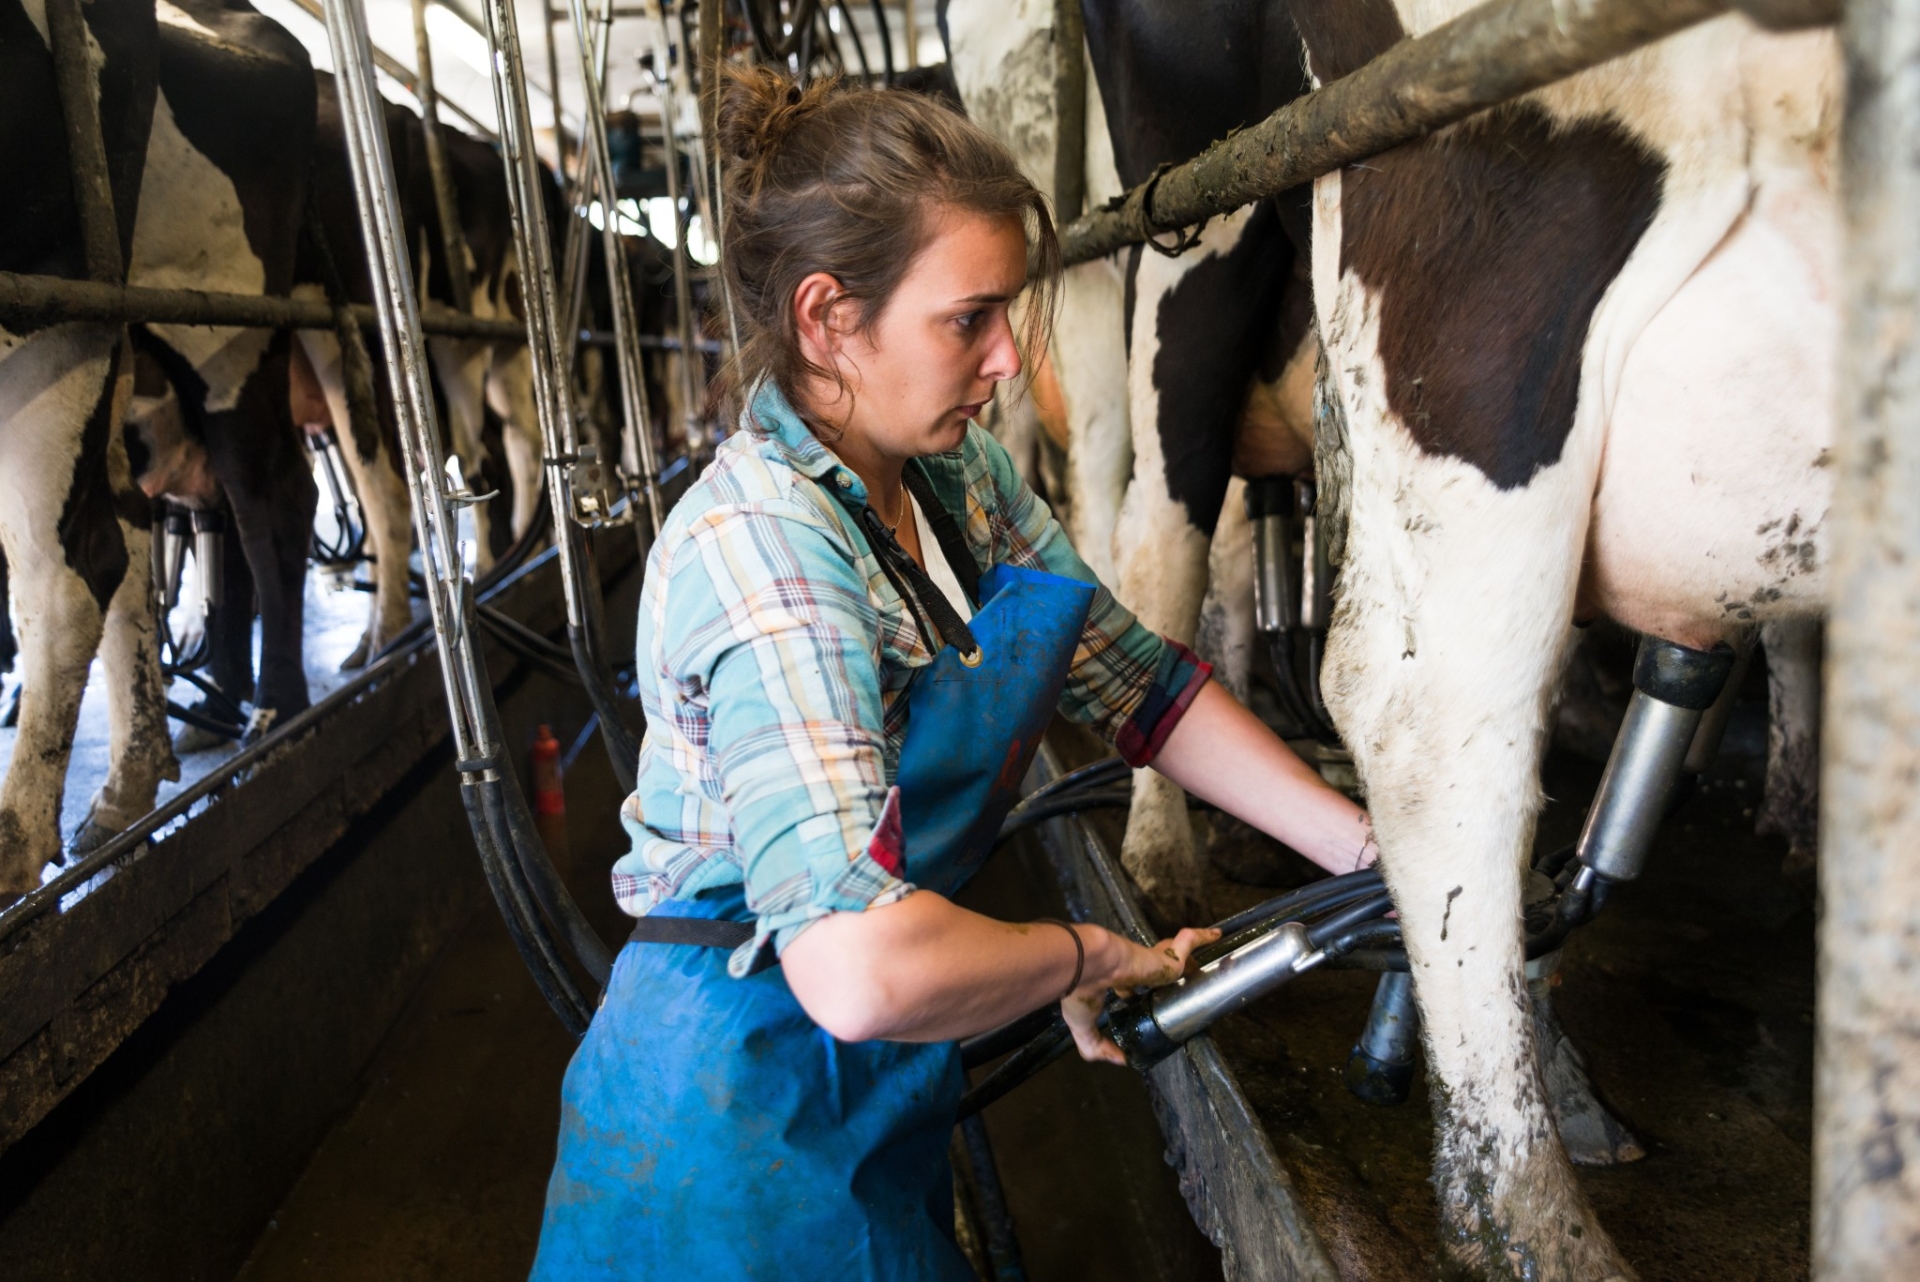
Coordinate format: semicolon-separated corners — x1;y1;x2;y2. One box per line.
1114;262;1215;921
485;347;545;542
1758;617;1820;875
294;326;411;667
1322;294;1627;1277
84;510;180;837
1054;259;1132;586
0;327;122;893
430;336;498;566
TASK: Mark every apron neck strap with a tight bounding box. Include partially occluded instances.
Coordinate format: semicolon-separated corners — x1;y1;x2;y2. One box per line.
902;463;982;607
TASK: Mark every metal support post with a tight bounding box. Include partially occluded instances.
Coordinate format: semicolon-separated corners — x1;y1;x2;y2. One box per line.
320;0;611;1035
1816;0;1920;1269
478;0;647;797
643;38;710;455
412;0;476;312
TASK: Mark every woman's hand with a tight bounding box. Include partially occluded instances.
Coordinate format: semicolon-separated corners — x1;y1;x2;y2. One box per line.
1061;925;1221;1065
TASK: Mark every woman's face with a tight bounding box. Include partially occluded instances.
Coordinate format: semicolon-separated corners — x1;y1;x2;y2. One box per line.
798;205;1028;464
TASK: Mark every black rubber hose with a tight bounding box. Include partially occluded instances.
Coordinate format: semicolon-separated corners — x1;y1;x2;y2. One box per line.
1306;891;1396;949
479;761;615;986
166;699;243;739
993;788;1133;843
868;0;894;85
166;667;249;724
958;1113;1029;1280
962;1003;1067;1071
834;0;871;77
1209;866;1386;938
463;780;591;1035
957;1018;1076;1120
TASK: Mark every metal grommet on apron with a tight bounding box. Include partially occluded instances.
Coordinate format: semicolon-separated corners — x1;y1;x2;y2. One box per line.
532;464;1096;1281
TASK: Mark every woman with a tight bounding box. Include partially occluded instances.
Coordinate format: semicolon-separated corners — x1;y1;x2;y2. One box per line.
532;68;1376;1280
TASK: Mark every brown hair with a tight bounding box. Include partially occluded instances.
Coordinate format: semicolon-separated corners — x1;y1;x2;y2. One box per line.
716;66;1061;429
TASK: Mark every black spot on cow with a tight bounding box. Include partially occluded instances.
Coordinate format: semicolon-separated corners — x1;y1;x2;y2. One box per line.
1338;105;1666;490
1286;0;1404;83
1149;198;1299;534
55;352;132;613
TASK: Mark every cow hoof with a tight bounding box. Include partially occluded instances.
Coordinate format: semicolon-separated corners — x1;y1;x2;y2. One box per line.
340;634;373;671
1532;984;1646;1166
67;815;122;859
240;707;281;748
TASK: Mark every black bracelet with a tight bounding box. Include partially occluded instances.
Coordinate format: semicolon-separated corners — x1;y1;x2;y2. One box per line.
1039;918;1085;1001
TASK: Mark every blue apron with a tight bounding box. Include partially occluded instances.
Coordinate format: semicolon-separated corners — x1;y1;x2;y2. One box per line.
531;547;1095;1280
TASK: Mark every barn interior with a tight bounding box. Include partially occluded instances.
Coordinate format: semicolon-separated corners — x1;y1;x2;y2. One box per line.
0;0;1889;1280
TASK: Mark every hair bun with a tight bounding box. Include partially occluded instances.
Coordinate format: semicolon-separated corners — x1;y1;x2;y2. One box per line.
718;66;833;183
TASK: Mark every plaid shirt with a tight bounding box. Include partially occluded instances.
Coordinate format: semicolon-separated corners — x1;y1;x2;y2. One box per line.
613;381;1209;975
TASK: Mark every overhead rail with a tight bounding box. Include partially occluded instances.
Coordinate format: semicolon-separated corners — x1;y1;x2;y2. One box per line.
0;271;689;352
1054;0;1839;269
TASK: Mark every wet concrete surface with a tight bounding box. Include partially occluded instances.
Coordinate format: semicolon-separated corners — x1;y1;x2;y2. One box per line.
1188;706;1814;1280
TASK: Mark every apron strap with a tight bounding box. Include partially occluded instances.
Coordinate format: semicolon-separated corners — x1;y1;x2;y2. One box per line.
629;916;754;949
857;504;982;663
902;463;982;607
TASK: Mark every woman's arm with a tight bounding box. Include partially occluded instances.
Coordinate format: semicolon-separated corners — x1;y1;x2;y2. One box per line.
1153;679;1378;875
781;892;1216;1061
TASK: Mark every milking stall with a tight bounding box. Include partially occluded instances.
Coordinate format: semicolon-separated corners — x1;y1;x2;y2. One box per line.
3;0;1918;1277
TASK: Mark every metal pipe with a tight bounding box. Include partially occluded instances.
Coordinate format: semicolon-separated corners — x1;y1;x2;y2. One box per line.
481;0;644;789
1109;920;1317;1070
284;0;498;142
564;0;666;533
1298;476;1332;632
1245;477;1298;635
1050;0;1086;223
0;270;528;340
190;510;226;612
644;44;710;457
1574;637;1735;886
45;0;124;284
413;0;476;313
1055;0;1789;268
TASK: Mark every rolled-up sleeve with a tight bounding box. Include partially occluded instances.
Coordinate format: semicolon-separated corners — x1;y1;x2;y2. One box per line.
973;431;1212;765
666;498;913;973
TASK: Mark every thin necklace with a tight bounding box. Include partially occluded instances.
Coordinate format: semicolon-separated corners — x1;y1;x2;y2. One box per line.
882;485;908;534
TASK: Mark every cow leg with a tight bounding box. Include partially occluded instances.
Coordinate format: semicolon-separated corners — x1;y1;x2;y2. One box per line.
430;336;498;565
196;334;316;733
0;327;125;894
296;327;412;668
485;347;546;543
73;501;181;850
1116;205;1291;920
1757;617;1820;878
1528;960;1645;1167
1053;260;1132;585
1324;413;1626;1277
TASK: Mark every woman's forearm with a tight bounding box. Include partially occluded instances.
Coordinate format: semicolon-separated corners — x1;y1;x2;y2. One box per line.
1153;679;1377;875
781;890;1105;1043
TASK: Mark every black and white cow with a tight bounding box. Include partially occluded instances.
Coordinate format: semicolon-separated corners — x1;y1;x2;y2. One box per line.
0;0;316;893
1297;0;1837;1274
